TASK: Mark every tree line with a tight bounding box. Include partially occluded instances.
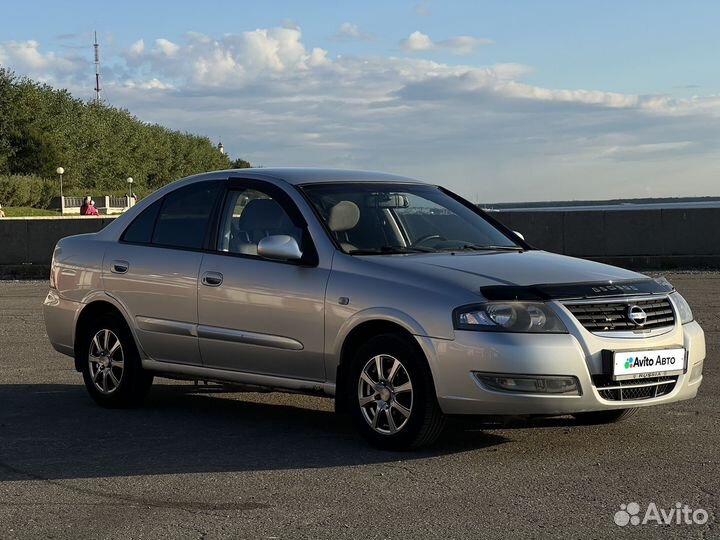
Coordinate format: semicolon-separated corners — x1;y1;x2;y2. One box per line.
0;67;251;207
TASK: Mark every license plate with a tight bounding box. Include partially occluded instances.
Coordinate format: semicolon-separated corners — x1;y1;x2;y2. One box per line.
612;348;686;381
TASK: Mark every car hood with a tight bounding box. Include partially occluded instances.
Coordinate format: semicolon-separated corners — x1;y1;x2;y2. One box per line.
366;250;646;294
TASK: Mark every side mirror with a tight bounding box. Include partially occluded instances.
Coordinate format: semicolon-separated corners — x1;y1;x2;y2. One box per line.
257;235;303;261
513;231;525;242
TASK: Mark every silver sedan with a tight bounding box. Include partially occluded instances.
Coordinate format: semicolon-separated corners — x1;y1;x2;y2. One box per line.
44;169;705;449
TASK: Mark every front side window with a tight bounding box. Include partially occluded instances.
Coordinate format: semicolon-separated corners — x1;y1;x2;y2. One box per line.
217;188;302;256
151;182;222;249
302;183;521;254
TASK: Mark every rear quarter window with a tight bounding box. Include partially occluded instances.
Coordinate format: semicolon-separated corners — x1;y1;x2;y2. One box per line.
121;200;162;244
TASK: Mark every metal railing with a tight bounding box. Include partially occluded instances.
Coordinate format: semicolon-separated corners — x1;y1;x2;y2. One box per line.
58;195;134;214
109;196;127;207
63;197;86;208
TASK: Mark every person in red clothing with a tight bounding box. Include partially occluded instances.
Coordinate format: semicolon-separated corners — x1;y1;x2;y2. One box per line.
80;196;91;215
83;198;99;216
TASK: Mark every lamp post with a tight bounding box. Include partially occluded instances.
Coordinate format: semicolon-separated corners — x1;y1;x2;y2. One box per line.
126;177;134;207
56;167;65;215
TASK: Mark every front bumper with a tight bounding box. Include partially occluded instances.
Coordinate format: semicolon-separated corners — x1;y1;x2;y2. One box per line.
418;319;705;416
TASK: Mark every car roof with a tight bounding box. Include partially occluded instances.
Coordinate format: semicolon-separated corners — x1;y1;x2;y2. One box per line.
218;167;427;186
97;168;429;241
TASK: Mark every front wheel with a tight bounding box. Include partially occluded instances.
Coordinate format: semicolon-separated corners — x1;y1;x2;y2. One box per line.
79;313;153;408
349;334;445;450
573;408;638;425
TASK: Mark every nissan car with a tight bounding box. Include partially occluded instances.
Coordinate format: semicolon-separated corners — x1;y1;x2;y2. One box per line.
43;168;706;449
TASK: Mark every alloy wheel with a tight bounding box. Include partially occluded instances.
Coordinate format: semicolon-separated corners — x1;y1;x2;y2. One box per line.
88;329;125;394
357;354;413;435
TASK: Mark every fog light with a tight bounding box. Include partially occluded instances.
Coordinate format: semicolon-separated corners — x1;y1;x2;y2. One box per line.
690;361;704;384
475;373;581;395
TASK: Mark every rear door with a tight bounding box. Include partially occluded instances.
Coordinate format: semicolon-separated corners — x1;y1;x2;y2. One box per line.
197;180;330;381
103;181;223;365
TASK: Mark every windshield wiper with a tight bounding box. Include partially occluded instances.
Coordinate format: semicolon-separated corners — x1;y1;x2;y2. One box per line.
348;245;436;255
441;244;524;252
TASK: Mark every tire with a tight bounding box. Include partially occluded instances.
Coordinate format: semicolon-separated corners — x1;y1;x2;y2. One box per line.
348;333;445;450
573;408;639;425
79;312;153;408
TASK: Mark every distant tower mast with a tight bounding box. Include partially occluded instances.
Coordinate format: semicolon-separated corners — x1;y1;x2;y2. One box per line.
93;31;101;103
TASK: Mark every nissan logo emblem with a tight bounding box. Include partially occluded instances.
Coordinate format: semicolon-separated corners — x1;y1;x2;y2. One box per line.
628;305;648;326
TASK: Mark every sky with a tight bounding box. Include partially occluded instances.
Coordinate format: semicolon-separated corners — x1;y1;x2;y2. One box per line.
1;0;719;202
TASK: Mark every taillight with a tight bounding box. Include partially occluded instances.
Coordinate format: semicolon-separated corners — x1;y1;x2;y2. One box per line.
49;250;57;289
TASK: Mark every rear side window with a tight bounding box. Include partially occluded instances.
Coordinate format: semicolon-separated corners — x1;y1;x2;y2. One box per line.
121;200;161;244
152;182;222;249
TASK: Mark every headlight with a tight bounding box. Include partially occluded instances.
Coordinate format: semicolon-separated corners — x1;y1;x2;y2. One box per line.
670;292;694;324
453;302;568;333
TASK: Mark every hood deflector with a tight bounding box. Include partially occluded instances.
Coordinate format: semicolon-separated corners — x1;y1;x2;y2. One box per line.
481;279;673;302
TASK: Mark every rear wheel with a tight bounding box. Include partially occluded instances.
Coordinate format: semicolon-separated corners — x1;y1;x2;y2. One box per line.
349;334;445;450
79;313;153;408
573;408;638;425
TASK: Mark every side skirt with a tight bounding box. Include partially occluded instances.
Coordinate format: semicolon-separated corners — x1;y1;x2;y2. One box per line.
142;359;336;397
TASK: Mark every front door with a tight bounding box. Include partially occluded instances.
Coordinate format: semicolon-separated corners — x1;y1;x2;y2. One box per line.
197;182;330;381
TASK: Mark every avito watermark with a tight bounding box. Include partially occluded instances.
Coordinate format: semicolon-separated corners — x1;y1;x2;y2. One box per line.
614;502;709;527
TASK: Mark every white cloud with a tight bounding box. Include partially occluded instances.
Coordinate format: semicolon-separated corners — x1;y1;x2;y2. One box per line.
154;38;180;57
338;22;360;38
0;40;80;77
3;27;720;201
123;77;175;91
176;28;331;86
128;39;144;57
601;141;695;160
401;31;493;54
439;35;494;55
334;22;373;41
307;47;329;66
402;31;434;52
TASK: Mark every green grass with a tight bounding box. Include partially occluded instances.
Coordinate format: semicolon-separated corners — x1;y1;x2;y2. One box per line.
2;206;61;217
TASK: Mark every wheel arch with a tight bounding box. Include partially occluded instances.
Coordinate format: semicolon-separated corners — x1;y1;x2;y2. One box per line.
73;298;135;372
334;318;434;413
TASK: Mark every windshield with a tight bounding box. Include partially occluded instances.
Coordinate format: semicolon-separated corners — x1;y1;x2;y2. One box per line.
301;183;522;254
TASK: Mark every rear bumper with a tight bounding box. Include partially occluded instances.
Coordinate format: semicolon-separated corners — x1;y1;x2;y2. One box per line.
43;289;80;357
418;320;705;415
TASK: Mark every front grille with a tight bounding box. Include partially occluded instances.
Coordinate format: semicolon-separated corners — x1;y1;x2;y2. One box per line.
564;297;675;332
592;375;677;401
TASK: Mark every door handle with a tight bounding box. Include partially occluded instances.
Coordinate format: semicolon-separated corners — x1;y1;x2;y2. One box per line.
111;260;129;274
201;271;223;287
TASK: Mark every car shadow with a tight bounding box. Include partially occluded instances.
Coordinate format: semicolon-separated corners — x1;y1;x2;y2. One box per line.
0;383;510;482
450;414;580;430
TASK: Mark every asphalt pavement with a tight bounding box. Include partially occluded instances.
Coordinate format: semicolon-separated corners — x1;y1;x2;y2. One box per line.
0;275;717;540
